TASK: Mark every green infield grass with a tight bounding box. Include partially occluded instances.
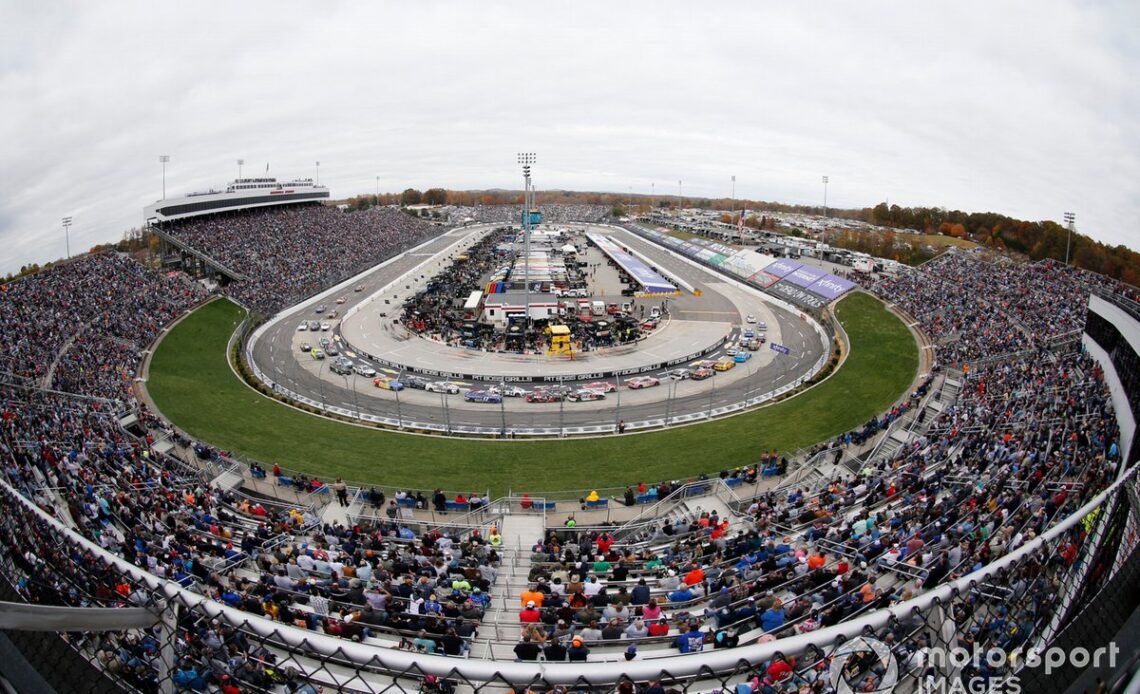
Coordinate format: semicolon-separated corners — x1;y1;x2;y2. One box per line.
147;292;916;495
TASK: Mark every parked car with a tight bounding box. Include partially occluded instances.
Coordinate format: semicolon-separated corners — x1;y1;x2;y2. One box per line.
713;358;735;372
582;381;617;393
373;376;404;391
353;363;377;378
627;376;661;389
566;389;605;402
525;390;563;403
691;367;715;380
666;368;692;381
464;389;502;404
311;348;325;360
300;342;312;352
425;381;460;394
734;351;752;363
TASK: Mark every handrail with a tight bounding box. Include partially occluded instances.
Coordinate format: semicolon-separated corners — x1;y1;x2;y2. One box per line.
3;418;1134;685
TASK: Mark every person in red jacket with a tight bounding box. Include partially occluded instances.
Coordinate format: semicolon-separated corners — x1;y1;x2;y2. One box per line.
519;601;541;623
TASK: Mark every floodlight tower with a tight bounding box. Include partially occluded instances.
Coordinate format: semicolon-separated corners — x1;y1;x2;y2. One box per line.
61;216;73;259
518;152;536;334
731;175;736;213
1063;212;1076;265
158;155;170;199
237;159;244;180
822;175;829;217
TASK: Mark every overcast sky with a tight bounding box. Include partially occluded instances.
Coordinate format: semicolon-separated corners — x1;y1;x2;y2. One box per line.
1;1;1137;275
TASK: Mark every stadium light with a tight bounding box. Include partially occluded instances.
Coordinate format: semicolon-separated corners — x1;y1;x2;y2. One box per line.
158;155;170;199
518;153;536;334
315;161;320;186
237;158;244;180
731;175;736;214
61;217;73;259
376;176;380;201
822;175;829;218
1063;212;1076;265
678;180;682;210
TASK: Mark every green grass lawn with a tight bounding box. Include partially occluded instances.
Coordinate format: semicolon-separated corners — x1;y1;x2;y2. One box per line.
147;292;916;496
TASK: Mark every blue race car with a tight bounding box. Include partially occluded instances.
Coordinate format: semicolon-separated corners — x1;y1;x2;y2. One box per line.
734;351;753;363
463;389;503;404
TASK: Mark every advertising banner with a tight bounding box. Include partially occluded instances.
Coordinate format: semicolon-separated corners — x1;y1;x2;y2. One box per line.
784;264;828;288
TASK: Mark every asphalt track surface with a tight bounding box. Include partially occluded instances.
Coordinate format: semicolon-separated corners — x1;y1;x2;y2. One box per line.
250;224;827;432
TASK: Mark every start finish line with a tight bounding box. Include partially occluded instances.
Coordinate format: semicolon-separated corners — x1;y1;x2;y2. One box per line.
587;233;677;294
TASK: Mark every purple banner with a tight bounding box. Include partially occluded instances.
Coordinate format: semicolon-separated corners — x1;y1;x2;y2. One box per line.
784;264;828;288
762;258;803;279
806;275;856;299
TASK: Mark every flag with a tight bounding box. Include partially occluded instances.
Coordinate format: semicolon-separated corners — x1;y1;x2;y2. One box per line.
738;209;746;233
265;162;269;174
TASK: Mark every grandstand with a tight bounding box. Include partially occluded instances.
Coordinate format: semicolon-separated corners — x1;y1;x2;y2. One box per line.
0;211;1138;693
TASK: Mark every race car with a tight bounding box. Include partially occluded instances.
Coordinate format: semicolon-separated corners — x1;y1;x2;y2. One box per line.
352;363;377;378
734;351;752;363
336;296;347;304
525;390;564;403
566;389;606;402
627;376;661;389
315;304;327;314
714;358;736;372
691;367;715;380
425;381;460;394
463;389;503;404
492;384;529;398
581;381;618;393
373;376;404;391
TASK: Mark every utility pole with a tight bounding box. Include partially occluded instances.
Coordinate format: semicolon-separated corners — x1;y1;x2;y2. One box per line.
821;175;829;217
731;175;736;213
518;153;536;338
237;158;244;180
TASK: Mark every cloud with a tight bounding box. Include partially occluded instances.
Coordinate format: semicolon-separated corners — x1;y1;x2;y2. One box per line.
1;0;1137;275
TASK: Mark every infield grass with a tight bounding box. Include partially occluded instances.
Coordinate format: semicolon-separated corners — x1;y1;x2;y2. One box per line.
147;292;916;496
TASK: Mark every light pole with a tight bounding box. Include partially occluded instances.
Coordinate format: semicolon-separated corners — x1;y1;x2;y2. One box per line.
821;175;829;217
61;217;72;259
315;161;320;186
317;360;327;410
651;182;655;210
376;176;380;203
614;373;622;430
499;380;507;437
678;180;682;210
158;155;170;199
237;159;244;180
518;152;536;336
731;175;736;213
393;373;403;428
1063;212;1076;265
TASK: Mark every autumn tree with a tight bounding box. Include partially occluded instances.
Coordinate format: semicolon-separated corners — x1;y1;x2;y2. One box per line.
400;188;423;205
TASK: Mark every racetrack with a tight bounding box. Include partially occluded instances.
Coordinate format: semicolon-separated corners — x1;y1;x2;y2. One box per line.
247;224;829;434
146;292;918;494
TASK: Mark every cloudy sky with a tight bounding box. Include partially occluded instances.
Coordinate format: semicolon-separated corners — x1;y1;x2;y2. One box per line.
1;1;1137;274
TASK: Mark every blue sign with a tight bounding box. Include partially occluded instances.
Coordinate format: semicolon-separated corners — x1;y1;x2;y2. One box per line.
770;342;790;355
